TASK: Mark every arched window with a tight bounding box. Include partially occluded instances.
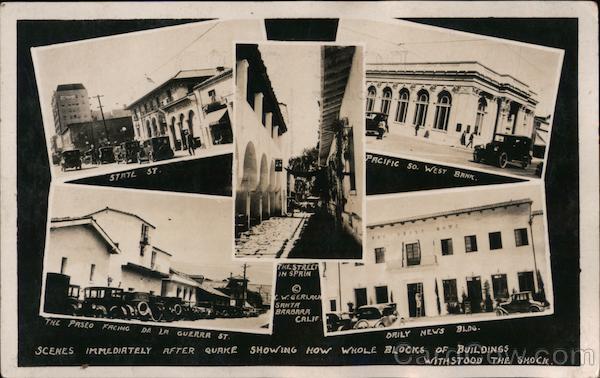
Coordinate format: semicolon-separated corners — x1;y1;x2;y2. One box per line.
366;86;376;112
380;88;392;115
413;90;429;127
474;97;487;135
433;91;452;131
395;89;410;123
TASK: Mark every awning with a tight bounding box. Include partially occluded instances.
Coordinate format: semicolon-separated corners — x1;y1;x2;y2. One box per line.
197;285;231;300
121;263;169;279
206;108;229;126
534;128;548;146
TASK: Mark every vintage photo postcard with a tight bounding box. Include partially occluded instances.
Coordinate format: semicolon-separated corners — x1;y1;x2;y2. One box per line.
31;19;265;192
322;182;553;335
39;184;275;334
338;19;564;181
233;42;365;260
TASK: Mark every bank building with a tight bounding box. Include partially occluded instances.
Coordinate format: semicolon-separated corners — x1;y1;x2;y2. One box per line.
366;62;540;147
323;198;551;320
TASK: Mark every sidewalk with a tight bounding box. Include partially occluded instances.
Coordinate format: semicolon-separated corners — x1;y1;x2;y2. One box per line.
235;214;308;258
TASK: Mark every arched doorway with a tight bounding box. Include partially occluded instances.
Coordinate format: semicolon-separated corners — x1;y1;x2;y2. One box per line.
178;113;187;149
237;142;258;232
169;117;178;150
187;110;198;148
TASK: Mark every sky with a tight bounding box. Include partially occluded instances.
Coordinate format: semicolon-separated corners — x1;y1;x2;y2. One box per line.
338;19;563;117
50;185;274;285
368;183;544;226
33;19;264;143
257;43;322;156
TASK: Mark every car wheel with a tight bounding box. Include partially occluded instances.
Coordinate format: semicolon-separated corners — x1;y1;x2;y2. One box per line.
473;153;481;163
521;160;530;169
353;320;370;329
529;306;541;313
496;308;507;316
376;322;386;328
497;152;508;168
109;306;126;319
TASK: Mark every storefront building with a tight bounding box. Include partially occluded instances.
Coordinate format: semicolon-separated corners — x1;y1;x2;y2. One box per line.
366;62;539;147
323;198;550;319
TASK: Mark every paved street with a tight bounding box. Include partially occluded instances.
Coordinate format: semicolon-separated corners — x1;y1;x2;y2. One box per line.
170;312;272;331
367;134;542;179
52;144;232;183
235;214;308;258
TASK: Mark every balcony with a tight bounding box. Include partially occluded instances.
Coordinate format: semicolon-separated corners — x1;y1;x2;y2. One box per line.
386;254;438;270
203;96;227;113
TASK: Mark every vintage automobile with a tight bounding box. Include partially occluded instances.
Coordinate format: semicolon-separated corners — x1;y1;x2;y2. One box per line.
326;312;356;332
60;149;82;171
159;296;187;322
121;291;159;321
214;304;244;318
473;134;533;169
138;136;174;163
495;291;547;315
98;146;116;164
243;306;259;318
80;287;128;319
43;272;81;316
117;141;141;164
353;303;398;329
195;302;217;319
365;112;388;137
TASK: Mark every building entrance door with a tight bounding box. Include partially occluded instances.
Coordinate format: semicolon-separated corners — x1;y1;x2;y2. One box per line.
466;276;482;313
407;283;425;317
354;288;367;308
518;271;535;293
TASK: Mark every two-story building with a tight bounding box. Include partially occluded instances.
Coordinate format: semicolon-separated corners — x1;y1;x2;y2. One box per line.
126;68;233;152
235;44;290;231
319;45;364;244
45;207;171;295
366;62;539;147
323;198;550;320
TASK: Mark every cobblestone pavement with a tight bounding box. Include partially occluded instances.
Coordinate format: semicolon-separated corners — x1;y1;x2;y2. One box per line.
367;133;541;178
235;214;309;258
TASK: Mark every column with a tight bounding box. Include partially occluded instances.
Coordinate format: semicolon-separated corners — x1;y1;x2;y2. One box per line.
265;112;273;136
254;93;264;125
236;60;249;103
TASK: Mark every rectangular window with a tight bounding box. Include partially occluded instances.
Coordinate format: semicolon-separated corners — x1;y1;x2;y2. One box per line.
492;274;509;299
514;228;529;246
488;232;503;250
375;286;389;304
374;247;385;264
89;264;96;282
354;288;367;308
465;235;478;252
140;224;149;256
442;279;458;303
151;251;157;269
405;242;421;266
456;123;462;132
518;271;535;292
441;238;453;256
208;89;216;101
330;299;337;312
60;257;68;274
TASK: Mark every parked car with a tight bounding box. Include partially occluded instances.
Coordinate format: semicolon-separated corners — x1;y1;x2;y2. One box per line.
243;306;259;317
159;296;186;322
326;312;356;332
43;272;81;316
80;287;127;319
117;141;140;164
60;149;82;171
353;303;398;329
122;291;156;321
365;112;388;136
473;134;533;169
496;291;546;315
214;304;244;318
195;302;217;319
138;136;174;163
98;146;116;164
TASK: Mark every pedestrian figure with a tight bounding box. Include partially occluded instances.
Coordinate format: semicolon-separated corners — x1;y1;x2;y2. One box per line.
414;124;420;136
186;131;195;156
460;130;467;146
377;119;386;140
466;132;474;148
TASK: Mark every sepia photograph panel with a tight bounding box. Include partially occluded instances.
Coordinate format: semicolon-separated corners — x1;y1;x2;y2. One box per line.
32;19;265;187
322;182;553;335
234;42;365;260
40;184;275;334
338;19;563;180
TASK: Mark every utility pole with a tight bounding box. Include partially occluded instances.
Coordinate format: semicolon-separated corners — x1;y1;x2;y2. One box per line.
242;263;248;305
91;95;110;145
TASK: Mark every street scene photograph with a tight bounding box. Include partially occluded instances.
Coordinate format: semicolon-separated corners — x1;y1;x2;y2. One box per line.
32;19;264;183
322;183;553;334
40;185;274;333
234;43;365;260
337;19;563;179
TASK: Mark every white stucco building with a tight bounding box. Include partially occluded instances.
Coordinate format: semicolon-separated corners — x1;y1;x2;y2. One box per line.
126;68;233;152
366;62;539;147
323;198;550;319
235;44;290;231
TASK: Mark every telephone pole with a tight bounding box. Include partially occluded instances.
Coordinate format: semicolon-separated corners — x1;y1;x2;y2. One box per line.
242;263;248;305
91;95;110;145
